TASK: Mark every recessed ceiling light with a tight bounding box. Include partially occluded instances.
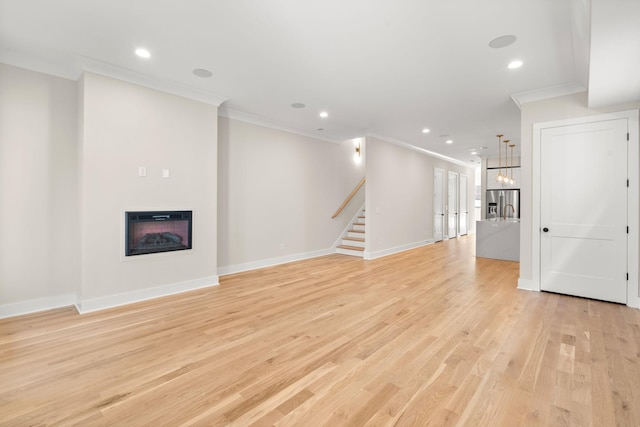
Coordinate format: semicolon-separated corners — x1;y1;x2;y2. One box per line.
508;60;523;69
489;35;517;49
135;48;151;59
446;140;453;144
291;103;306;109
193;68;213;78
319;111;328;118
471;151;478;155
480;146;488;150
422;128;430;134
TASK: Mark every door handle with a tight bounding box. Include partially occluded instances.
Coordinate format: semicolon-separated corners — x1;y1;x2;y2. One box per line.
542;227;549;232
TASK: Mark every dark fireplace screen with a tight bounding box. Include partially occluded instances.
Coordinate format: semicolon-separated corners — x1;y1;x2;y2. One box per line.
125;211;192;256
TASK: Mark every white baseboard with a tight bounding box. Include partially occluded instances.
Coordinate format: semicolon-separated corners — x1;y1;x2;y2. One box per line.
218;249;334;276
364;240;434;260
517;278;537;291
0;293;77;319
76;275;219;314
626;279;640;309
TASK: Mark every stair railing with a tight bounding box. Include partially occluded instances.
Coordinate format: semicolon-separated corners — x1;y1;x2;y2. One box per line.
331;177;366;219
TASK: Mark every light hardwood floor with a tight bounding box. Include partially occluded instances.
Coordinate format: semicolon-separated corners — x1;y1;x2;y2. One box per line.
1;236;640;426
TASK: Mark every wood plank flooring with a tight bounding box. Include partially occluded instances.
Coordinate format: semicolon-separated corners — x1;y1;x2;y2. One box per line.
1;236;640;426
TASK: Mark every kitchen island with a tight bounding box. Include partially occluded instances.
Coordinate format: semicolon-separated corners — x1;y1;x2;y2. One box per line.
476;219;520;262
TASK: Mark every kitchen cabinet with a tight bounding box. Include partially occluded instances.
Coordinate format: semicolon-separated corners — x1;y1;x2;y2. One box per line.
476;219;520;261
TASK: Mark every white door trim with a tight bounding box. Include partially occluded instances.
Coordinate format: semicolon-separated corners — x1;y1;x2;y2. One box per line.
531;109;640;308
433;168;445;242
447;171;459;239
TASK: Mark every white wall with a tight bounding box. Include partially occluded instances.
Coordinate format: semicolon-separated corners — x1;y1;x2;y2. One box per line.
0;64;79;315
78;73;219;311
519;91;640;287
364;137;475;259
217;117;364;273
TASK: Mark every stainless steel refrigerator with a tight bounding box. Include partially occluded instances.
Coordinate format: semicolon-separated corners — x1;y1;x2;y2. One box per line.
486;189;520;219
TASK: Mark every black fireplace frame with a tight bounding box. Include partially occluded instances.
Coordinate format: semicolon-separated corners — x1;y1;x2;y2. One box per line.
125;210;193;256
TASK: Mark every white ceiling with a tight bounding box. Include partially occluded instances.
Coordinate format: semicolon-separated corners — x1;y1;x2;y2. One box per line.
0;0;637;165
588;0;640;109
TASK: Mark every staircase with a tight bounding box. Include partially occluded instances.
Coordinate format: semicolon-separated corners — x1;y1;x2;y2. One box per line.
336;209;365;257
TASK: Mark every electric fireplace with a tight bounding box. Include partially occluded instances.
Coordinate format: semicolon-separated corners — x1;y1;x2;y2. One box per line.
125;211;192;256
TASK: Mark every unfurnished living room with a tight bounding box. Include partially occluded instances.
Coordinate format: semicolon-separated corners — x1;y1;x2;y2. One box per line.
1;1;640;426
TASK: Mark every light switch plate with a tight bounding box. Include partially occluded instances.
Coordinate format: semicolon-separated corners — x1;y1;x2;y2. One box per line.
162;169;170;178
138;166;146;177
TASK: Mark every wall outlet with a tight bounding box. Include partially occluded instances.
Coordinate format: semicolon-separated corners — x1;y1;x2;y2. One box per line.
138;166;146;177
162;169;170;178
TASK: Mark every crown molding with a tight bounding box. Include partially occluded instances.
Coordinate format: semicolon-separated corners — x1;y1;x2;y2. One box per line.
510;82;586;109
79;56;228;107
218;108;342;144
0;48;79;81
366;133;475;168
0;49;228;107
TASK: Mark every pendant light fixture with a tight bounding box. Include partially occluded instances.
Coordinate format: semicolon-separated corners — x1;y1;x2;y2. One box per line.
509;143;516;185
503;139;510;184
496;134;504;182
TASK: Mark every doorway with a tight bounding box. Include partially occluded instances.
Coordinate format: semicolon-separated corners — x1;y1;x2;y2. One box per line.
532;110;639;307
459;174;468;236
433;168;445;242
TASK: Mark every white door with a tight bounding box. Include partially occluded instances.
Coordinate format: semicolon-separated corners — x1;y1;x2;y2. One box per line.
447;171;459;239
459;174;468;236
433;168;445;242
540;119;628;303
